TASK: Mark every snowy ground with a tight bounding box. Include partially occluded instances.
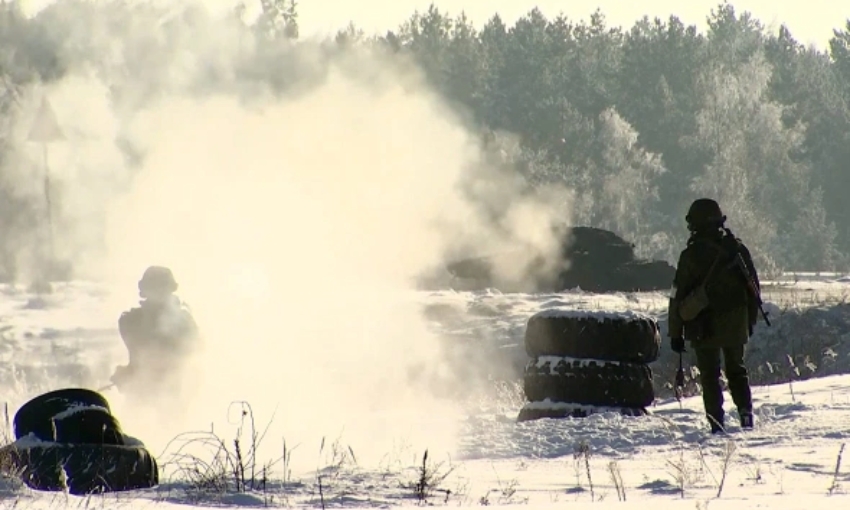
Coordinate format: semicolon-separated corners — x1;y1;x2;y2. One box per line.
1;277;850;508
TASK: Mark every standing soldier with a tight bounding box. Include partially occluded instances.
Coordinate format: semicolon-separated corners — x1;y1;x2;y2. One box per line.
668;198;762;434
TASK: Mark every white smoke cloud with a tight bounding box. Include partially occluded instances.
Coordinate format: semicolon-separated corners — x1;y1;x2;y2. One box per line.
2;1;575;471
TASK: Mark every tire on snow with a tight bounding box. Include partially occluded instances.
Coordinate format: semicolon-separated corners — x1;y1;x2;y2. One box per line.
14;388;112;442
524;310;660;363
53;407;126;445
5;388;159;495
523;356;654;408
2;442;159;495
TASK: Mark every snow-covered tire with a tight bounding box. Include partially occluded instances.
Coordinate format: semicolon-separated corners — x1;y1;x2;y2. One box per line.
14;388;112;441
53;407;125;445
516;401;648;422
6;388;159;494
1;442;158;495
523;356;654;408
524;310;660;363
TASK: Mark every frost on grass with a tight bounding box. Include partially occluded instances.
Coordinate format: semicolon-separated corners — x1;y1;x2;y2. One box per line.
531;355;629;370
744;304;850;385
3;276;850;506
530;308;656;322
520;401;641;413
652;301;850;399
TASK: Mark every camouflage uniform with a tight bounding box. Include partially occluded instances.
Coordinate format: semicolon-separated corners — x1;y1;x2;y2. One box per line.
668;199;760;433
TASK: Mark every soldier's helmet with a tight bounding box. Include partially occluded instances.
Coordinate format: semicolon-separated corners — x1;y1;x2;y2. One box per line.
686;198;726;230
138;266;178;298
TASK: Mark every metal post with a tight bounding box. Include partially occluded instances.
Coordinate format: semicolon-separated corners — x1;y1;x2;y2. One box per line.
43;142;54;273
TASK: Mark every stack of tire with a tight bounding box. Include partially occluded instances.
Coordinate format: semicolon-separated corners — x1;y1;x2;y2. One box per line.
0;388;159;495
517;309;661;422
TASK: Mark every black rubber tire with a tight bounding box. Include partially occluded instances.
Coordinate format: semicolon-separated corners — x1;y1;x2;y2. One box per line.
516;402;648;422
53;408;125;446
523;356;655;407
524;310;661;363
2;443;158;495
14;388;112;441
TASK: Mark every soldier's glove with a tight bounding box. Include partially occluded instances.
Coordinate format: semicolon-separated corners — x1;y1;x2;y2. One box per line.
671;337;686;353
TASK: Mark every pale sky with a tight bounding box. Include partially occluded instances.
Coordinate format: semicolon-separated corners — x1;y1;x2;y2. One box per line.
19;0;849;50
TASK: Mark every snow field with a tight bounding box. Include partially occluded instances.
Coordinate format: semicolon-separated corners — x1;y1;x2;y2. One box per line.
0;277;850;507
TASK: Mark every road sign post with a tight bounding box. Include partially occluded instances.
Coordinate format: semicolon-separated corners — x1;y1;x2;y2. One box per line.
27;95;64;293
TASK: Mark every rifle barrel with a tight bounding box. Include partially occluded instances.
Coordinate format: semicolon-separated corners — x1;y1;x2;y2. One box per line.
735;253;771;327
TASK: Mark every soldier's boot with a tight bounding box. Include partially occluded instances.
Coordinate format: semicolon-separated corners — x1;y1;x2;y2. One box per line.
723;346;754;430
707;413;725;434
700;380;726;433
696;348;725;434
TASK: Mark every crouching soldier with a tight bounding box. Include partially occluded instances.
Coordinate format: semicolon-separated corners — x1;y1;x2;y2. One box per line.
668;198;763;434
110;266;200;396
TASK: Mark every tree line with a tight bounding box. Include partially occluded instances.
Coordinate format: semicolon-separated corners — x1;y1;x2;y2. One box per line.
1;0;849;280
370;3;850;274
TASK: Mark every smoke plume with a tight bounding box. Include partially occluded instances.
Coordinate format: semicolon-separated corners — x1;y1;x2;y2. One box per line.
1;1;574;470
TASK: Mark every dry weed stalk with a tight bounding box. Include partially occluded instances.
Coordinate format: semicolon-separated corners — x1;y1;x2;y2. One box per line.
573;441;594;501
405;449;456;503
716;440;737;498
608;460;626;501
158;401;282;496
829;443;846;495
